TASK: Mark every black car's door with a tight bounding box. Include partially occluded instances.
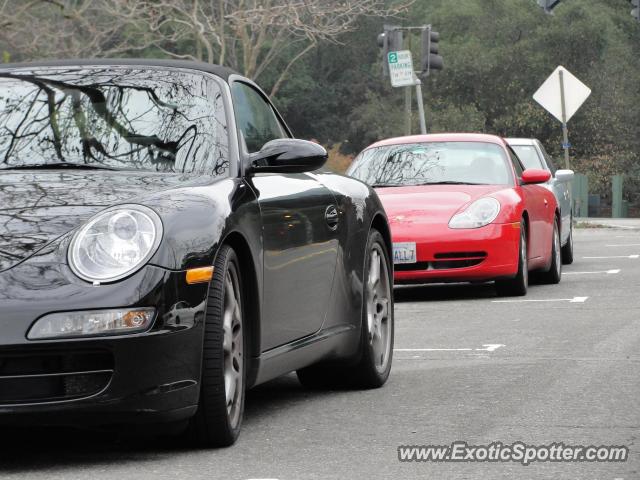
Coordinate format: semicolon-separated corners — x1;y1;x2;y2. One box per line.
231;80;339;351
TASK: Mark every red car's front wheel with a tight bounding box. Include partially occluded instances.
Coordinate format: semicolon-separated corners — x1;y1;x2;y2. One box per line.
495;222;528;297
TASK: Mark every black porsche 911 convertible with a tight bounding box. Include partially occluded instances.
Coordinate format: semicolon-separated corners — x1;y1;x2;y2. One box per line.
0;60;394;446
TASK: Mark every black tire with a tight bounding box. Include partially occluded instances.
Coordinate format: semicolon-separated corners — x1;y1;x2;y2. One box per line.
561;219;574;265
297;228;394;390
495;222;528;297
187;245;246;447
540;218;562;284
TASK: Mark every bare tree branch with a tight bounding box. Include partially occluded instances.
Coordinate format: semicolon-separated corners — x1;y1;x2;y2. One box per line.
0;0;413;96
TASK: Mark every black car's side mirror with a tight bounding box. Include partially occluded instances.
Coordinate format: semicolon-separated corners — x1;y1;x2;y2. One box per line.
248;139;328;174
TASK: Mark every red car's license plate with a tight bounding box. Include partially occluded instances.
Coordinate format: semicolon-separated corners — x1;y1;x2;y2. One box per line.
393;242;416;264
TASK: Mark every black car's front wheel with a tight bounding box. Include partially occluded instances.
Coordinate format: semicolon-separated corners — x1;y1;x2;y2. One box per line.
297;228;394;389
188;245;245;447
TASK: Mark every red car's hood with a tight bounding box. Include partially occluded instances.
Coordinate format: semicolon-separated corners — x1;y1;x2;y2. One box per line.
376;184;508;225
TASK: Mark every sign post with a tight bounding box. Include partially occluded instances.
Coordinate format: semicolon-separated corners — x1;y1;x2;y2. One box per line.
558;70;571;169
388;50;427;134
404;86;412;136
414;79;427;135
533;65;591;169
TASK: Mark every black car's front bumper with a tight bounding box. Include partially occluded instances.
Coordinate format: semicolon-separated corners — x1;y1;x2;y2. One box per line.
0;255;209;426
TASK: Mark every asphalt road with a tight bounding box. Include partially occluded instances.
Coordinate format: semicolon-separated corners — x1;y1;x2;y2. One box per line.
1;227;638;480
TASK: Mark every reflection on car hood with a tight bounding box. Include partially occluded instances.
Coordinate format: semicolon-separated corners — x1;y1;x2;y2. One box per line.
0;170;200;272
375;184;506;225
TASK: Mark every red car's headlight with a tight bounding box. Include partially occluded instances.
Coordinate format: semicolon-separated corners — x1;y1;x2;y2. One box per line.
449;197;501;229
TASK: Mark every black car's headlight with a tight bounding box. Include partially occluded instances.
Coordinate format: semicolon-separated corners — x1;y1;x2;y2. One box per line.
28;308;156;340
69;205;163;283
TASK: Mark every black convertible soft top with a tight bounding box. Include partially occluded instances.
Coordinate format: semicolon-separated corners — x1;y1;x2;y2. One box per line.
0;58;240;82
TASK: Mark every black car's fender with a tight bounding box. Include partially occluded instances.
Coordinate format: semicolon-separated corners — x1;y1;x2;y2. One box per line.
137;177;267;386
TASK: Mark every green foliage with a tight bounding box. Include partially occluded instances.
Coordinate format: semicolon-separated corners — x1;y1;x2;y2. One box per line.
275;0;640;201
0;0;637;198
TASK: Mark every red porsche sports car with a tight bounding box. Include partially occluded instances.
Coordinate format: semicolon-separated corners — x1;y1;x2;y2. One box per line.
347;133;562;296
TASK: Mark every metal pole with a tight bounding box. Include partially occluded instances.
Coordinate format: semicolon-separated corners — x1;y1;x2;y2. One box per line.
404;86;412;136
612;174;624;218
559;69;571;169
415;79;427;135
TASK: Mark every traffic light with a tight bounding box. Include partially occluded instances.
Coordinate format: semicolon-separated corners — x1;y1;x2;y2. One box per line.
377;31;388;76
632;0;640;21
537;0;561;13
421;26;443;75
388;29;404;52
378;25;403;76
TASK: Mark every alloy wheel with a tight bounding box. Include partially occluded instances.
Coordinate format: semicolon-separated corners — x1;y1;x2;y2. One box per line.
522;231;529;288
554;223;561;275
223;267;243;429
366;244;392;374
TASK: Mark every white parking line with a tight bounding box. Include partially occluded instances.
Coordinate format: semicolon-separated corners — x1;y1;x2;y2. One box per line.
604;224;637;230
477;344;505;352
394;344;505;352
583;255;639;259
564;269;620;275
492;296;588;304
395;347;472;352
605;243;640;247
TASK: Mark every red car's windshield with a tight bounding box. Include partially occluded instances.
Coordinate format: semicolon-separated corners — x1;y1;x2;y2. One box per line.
348;141;514;187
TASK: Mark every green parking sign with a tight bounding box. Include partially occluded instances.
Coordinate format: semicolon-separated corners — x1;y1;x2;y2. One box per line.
387;50;415;88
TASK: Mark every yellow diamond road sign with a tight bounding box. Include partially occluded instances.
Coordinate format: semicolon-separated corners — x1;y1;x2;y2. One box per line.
533;65;591;123
388;50;415;88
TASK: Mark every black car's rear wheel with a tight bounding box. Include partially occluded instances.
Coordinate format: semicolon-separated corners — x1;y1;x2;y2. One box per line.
495;222;528;297
297;228;394;389
188;245;245;447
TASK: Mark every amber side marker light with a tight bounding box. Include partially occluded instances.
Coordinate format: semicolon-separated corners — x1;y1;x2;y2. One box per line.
186;266;214;284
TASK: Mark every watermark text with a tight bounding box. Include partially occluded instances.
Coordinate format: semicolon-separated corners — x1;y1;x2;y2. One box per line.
398;441;628;466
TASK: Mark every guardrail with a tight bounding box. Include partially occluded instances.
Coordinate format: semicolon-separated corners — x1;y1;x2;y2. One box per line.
573;173;639;218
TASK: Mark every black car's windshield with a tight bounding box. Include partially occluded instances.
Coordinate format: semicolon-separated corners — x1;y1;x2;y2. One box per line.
510;145;544;170
0;66;229;175
348;141;514;187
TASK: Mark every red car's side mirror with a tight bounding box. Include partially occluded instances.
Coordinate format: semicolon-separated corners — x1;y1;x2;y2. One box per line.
521;169;551;185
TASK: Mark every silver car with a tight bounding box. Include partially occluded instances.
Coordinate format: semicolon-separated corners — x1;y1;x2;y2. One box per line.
506;138;575;264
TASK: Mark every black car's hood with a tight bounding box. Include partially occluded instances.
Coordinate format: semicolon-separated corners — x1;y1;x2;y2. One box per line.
0;170;202;272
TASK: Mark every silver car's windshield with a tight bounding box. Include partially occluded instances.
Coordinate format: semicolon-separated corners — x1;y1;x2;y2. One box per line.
348;141;514;187
0;66;229;175
510;145;544;170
